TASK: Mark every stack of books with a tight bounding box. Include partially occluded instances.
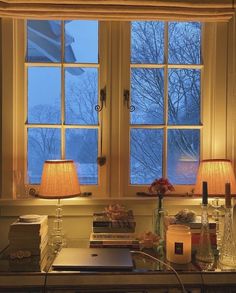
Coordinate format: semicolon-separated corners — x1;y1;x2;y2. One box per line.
90;210;139;249
8;215;48;271
92;210;136;233
176;216;217;252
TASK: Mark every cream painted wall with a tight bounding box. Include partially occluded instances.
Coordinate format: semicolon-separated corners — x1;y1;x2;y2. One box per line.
1;197;234;252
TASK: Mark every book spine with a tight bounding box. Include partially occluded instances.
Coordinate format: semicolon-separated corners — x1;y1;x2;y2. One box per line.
190;228;216;234
90;240;139;245
91;233;136;239
186;222;216;229
191;233;217;245
93;221;136;228
9;236;48;254
8;227;48;240
89;243;140;249
93;227;135;233
10;222;48;233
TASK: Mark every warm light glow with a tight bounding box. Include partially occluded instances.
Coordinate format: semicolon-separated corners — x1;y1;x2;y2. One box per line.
38;160;81;199
166;225;191;264
194;159;236;196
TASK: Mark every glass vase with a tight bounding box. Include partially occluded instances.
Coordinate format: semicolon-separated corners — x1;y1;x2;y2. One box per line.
195;204;215;268
153;194;166;255
219;206;236;268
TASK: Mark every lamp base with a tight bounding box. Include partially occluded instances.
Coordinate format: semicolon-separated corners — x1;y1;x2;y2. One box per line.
49;199;67;253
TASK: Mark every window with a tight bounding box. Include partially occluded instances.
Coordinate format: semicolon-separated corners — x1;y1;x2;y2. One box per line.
6;18;230;199
129;22;201;186
23;19;202;197
24;20;108;196
26;20;99;185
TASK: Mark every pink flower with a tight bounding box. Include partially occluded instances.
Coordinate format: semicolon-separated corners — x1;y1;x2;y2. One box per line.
148;177;175;196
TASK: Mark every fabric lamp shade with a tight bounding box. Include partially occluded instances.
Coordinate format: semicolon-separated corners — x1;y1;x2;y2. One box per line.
194;159;236;196
38;160;81;199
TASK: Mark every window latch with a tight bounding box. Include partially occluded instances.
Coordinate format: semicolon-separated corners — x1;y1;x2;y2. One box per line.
97;156;106;166
95;88;106;112
124;90;135;112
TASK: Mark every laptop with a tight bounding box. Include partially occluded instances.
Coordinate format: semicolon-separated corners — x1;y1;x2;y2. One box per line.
52;248;134;271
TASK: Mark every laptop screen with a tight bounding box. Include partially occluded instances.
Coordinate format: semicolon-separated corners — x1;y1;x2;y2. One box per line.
52;248;134;271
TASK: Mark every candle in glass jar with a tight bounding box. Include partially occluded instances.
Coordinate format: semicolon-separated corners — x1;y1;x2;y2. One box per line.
166;225;192;264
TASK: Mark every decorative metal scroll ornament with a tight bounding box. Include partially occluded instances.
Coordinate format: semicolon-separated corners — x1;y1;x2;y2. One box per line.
124;90;135;112
95;88;106;112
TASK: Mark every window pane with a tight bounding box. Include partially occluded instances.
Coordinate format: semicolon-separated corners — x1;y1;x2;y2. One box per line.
65;68;98;125
168;22;201;64
27;20;61;63
64;20;98;63
167;129;200;185
28;67;61;124
65;129;98;184
131;21;164;64
131;68;164;124
130;129;163;184
28;128;61;184
168;69;200;125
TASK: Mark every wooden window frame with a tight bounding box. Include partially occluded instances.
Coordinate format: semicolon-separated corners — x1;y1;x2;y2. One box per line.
1;18;233;199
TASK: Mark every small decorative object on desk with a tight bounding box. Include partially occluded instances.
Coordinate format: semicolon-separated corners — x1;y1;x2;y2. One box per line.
92;203;136;233
219;183;236;268
149;177;175;254
137;231;160;256
195;182;215;269
175;209;196;223
166;225;192;264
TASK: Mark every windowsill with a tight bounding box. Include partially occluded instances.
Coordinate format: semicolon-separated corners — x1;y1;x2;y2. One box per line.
0;195;211;206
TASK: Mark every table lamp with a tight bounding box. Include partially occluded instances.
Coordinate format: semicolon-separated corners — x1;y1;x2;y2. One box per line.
194;159;236;196
194;159;236;249
38;160;81;252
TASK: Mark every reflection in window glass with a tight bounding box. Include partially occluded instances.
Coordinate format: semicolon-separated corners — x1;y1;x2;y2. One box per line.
168;22;201;64
167;129;200;184
27;20;61;63
65;129;98;184
64;20;98;63
131;21;164;64
28;67;61;124
65;67;98;125
168;69;200;125
28;128;61;184
130;129;163;184
131;68;164;125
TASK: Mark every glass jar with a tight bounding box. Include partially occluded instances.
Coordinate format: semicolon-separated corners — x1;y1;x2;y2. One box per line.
166;224;191;264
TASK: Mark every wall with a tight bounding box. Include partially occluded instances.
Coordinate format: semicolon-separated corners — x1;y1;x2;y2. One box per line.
1;197;234;252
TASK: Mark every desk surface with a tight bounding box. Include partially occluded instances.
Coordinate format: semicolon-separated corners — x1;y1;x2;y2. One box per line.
1;241;236;292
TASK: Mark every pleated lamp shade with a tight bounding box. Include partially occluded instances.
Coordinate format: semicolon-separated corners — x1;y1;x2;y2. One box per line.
38;160;81;199
194;159;236;196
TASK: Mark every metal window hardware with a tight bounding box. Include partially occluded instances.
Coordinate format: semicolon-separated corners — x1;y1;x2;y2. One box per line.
95;88;106;112
97;156;106;166
124;89;135;112
29;187;92;197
